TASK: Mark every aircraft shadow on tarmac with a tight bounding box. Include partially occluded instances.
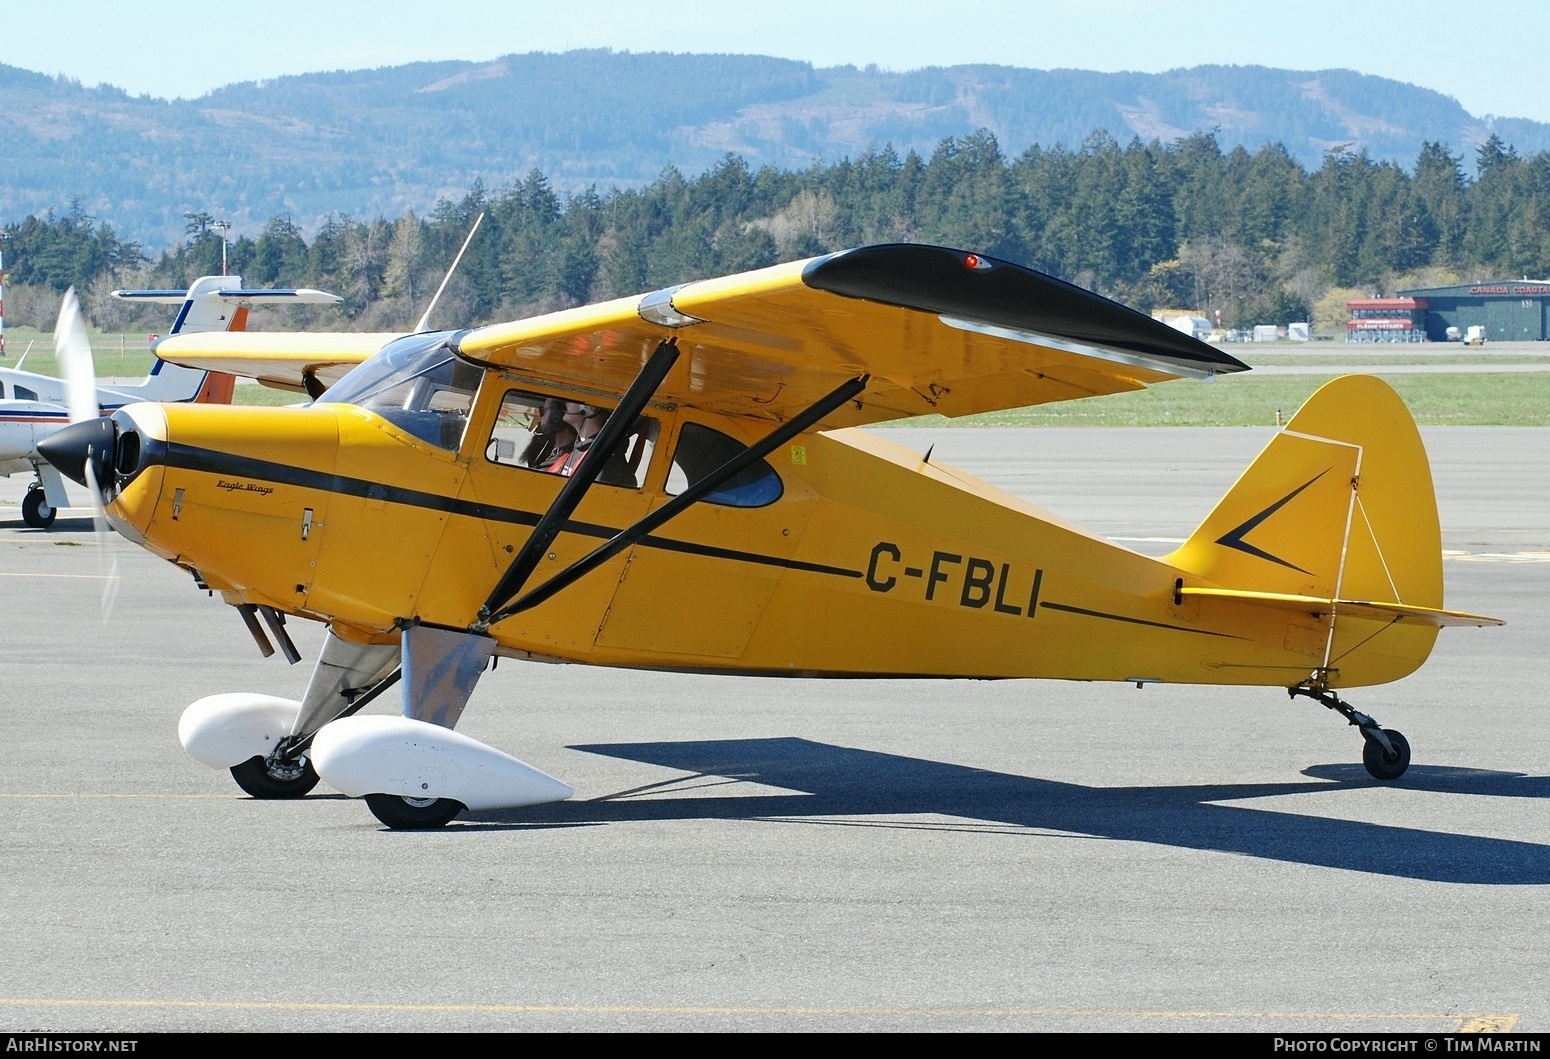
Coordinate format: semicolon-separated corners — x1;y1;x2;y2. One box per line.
458;737;1550;885
4;515;97;532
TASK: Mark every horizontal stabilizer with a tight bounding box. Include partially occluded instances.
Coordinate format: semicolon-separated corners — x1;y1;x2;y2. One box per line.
1178;587;1504;628
113;288;341;306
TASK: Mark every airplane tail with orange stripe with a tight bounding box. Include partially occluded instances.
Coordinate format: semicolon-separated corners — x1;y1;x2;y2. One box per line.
110;276;339;406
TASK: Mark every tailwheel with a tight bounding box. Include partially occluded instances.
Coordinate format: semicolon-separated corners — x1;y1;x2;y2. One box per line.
1289;679;1413;782
1362;729;1411;781
230;752;321;799
365;793;465;830
22;486;56;528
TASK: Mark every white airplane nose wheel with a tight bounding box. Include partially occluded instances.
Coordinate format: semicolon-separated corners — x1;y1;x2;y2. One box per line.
230;753;321;799
364;793;465;830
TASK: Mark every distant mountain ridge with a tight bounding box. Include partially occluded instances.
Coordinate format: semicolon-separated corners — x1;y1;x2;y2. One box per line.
2;51;1544;248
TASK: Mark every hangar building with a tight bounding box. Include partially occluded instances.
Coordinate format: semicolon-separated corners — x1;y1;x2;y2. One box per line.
1397;280;1550;341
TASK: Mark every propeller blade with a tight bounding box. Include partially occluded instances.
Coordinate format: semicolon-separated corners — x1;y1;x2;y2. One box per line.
54;290;118;618
55;288;99;425
82;460;120;621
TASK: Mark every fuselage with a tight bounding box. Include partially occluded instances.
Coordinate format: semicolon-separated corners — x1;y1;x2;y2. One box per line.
97;363;1383;688
0;400;70;471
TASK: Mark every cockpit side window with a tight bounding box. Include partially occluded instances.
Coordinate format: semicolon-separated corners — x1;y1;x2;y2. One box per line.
666;422;783;507
485;388;656;490
319;332;478;453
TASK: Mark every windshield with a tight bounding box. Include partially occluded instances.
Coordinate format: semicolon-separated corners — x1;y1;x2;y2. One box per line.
320;331;481;452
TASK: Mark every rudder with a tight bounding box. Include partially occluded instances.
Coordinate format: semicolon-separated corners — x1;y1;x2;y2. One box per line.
1166;375;1443;686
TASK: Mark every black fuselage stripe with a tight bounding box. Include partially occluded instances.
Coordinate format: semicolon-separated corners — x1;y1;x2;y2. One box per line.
161;443;863;579
1038;601;1246;639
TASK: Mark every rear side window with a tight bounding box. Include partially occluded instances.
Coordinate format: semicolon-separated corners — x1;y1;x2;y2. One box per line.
666;422;782;508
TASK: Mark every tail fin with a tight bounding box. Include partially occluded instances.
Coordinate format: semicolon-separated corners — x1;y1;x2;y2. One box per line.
1166;375;1490;687
191;369;237;404
111;276;340;405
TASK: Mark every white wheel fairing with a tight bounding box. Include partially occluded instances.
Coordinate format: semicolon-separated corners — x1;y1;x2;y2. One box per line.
178;693;303;769
311;715;573;811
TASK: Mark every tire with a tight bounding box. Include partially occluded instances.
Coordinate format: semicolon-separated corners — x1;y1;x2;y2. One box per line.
364;793;465;830
22;487;55;529
1362;729;1411;781
230;754;321;799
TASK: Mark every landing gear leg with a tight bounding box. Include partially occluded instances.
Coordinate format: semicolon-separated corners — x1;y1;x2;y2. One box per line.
359;625;491;831
233;658;404;799
1289;678;1411;780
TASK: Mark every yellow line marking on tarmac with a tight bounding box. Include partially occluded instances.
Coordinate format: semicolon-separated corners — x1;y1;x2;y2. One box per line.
0;793;237;800
0;998;1518;1027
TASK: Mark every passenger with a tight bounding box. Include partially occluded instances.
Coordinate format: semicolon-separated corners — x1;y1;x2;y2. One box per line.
554;403;637;487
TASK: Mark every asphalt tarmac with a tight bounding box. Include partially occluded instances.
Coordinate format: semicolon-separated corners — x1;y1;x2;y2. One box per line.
1;425;1546;1033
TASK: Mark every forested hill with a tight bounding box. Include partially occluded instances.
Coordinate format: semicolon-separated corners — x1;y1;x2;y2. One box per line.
3;51;1544;246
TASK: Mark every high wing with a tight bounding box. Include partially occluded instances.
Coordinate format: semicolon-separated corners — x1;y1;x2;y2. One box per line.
153;331;404;395
455;244;1248;427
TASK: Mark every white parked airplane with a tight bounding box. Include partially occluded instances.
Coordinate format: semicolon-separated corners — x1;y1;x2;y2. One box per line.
1;276;340;527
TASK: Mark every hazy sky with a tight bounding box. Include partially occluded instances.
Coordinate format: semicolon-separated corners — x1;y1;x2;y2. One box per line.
8;0;1549;123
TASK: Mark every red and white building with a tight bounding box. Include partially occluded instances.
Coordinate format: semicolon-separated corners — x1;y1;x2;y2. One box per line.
1345;297;1428;343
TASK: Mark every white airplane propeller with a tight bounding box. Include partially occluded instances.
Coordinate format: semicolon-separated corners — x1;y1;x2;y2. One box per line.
55;288;99;425
54;288;119;617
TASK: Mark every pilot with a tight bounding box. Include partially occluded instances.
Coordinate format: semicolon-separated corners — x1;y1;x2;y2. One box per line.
520;399;577;470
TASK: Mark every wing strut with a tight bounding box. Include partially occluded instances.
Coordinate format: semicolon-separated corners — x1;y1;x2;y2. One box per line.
475;339;682;627
475;373;869;631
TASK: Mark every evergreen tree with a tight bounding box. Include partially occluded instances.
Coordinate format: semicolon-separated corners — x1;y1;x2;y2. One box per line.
1412;142;1469;269
27;127;1550;330
249;215;310;286
1358;161;1434;280
3;201;144;292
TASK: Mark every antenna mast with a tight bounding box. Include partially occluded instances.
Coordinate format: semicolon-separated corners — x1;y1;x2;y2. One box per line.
415;212;484;333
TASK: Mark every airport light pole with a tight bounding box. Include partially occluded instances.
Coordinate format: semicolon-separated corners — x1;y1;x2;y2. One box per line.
0;232;8;357
213;219;231;276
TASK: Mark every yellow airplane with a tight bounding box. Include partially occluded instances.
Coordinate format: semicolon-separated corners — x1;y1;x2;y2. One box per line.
39;243;1502;829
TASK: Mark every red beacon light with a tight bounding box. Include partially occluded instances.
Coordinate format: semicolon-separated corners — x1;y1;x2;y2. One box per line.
964;253;992;271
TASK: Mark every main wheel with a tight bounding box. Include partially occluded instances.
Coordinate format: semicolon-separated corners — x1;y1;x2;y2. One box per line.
1362;729;1411;781
365;793;465;830
230;753;321;799
22;487;55;529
